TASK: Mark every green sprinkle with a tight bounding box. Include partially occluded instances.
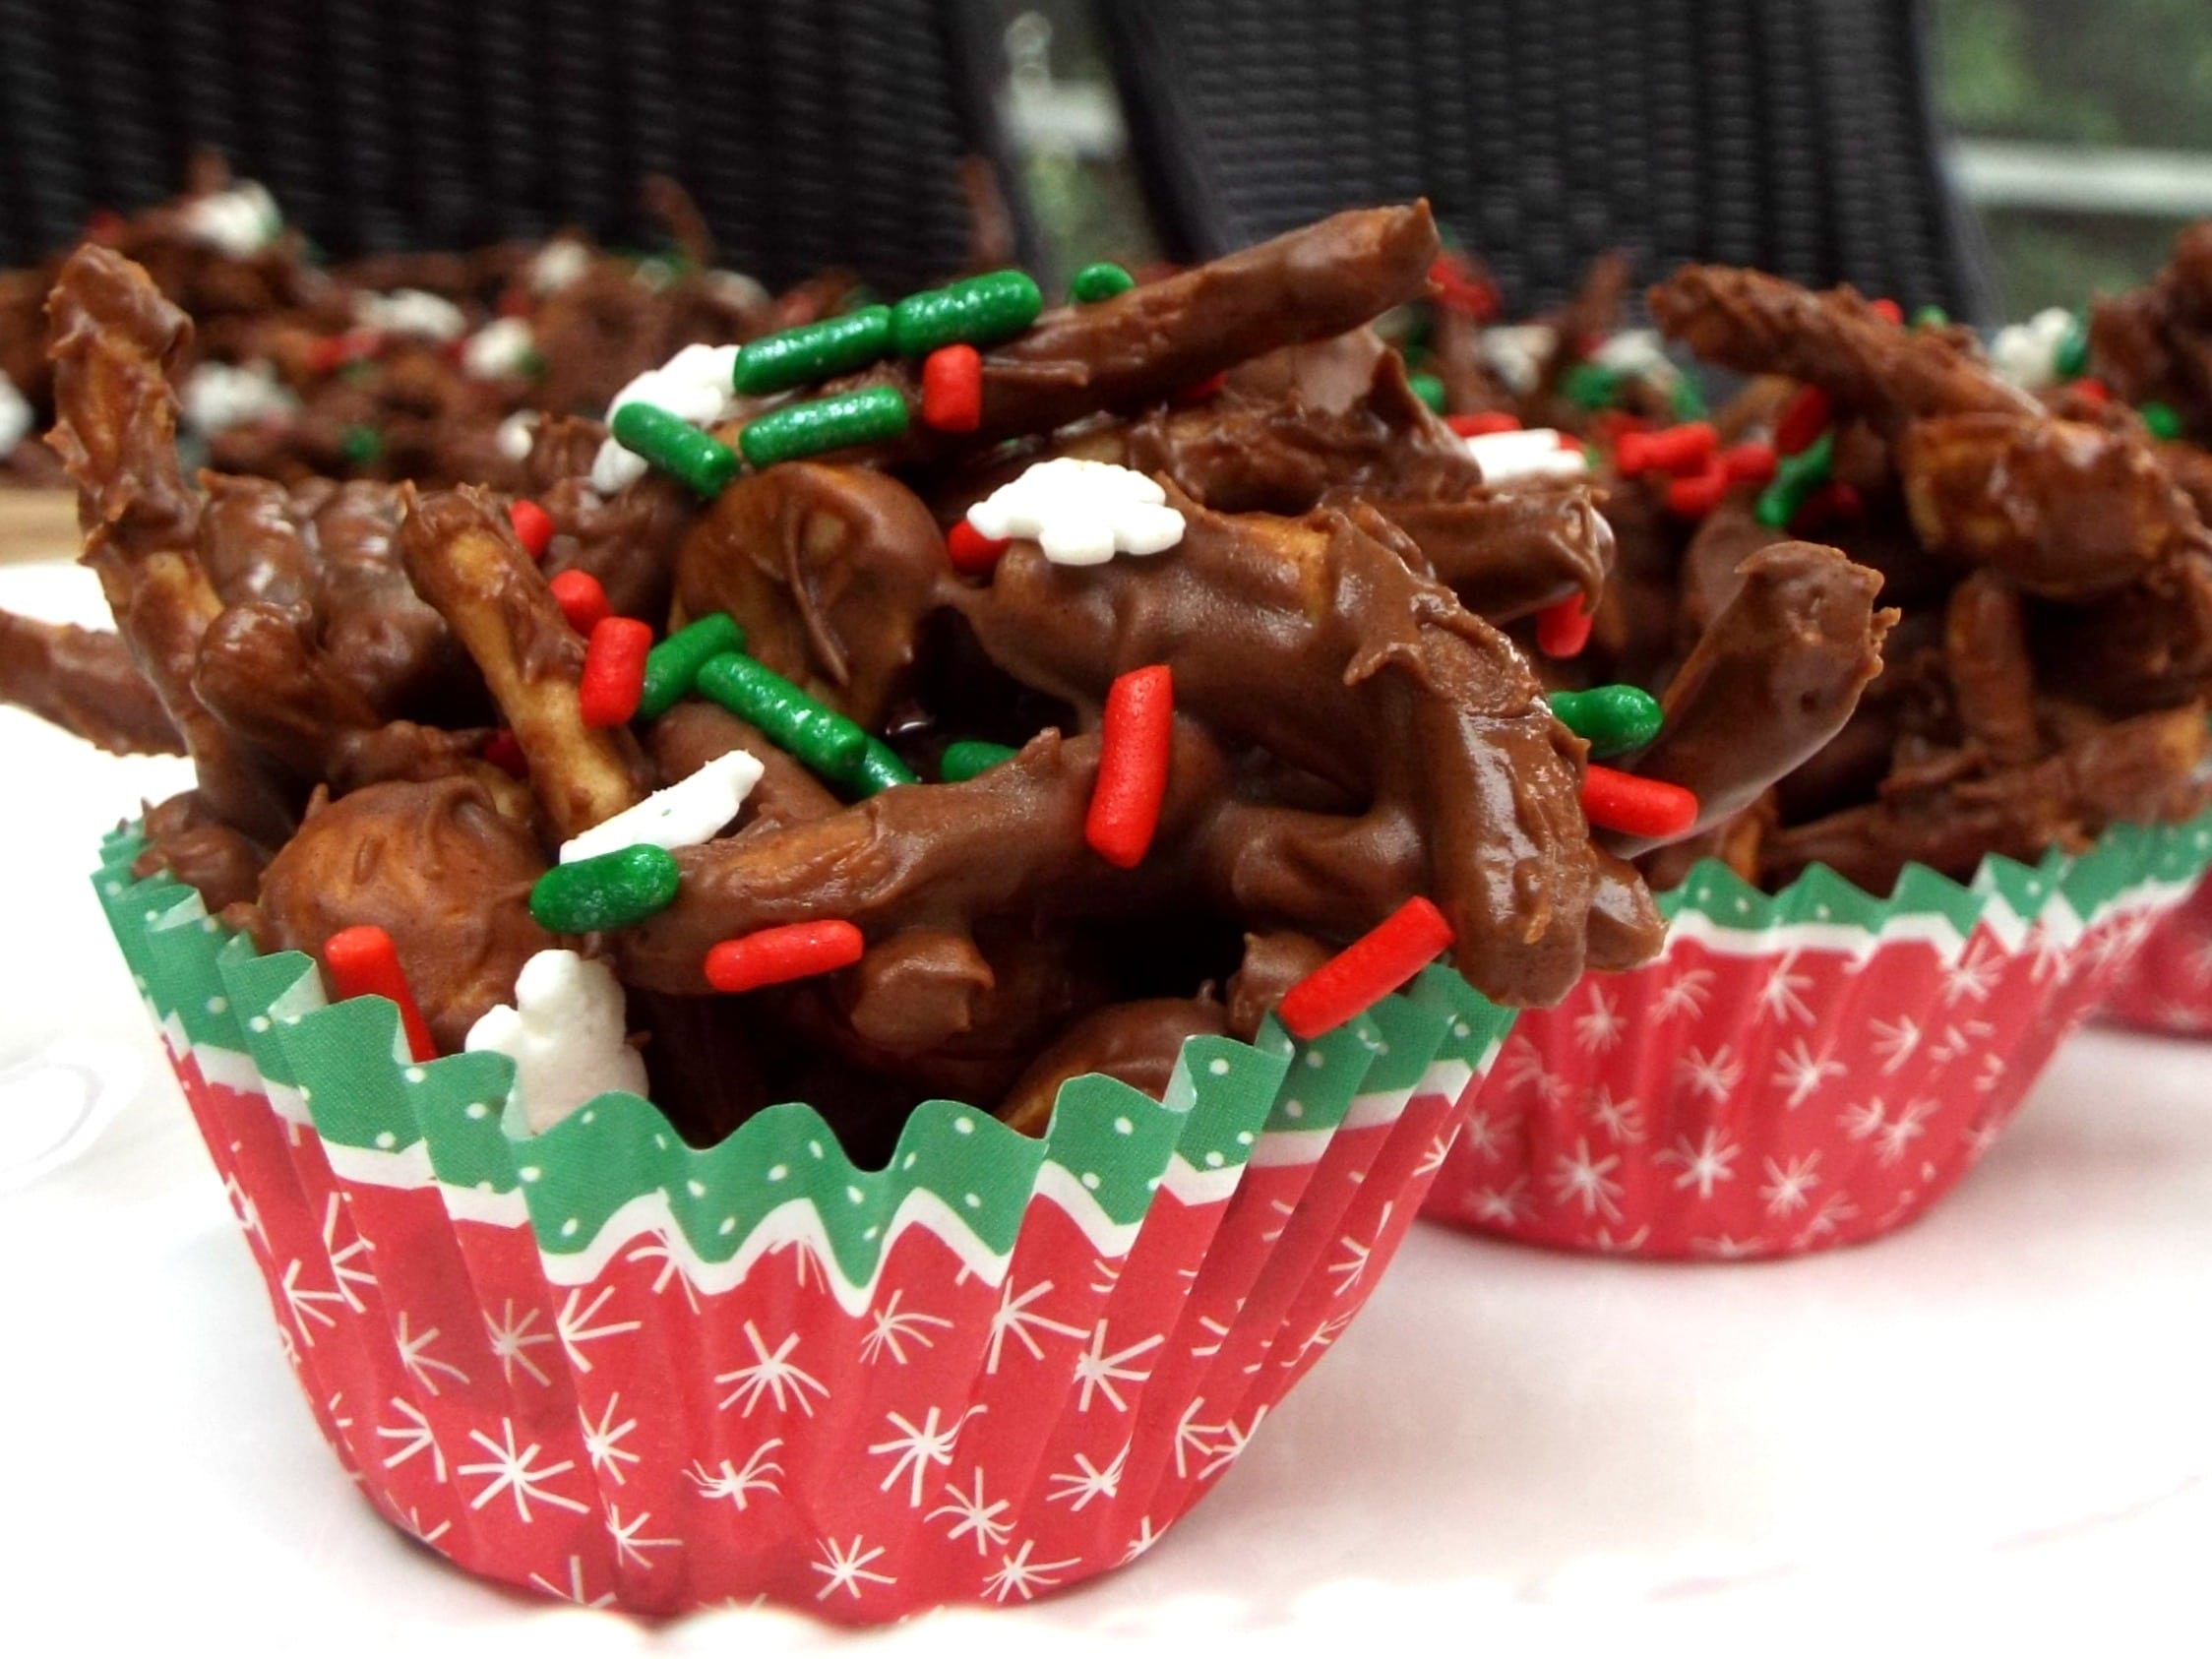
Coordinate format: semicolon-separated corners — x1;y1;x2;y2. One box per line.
939;740;1017;783
1669;376;1709;421
529;844;681;934
851;738;918;796
1070;262;1136;303
1913;305;1949;331
2055;311;2091;381
2141;399;2183;441
338;424;382;464
519;346;548;379
738;386;910;467
340;359;376;386
890;270;1044;356
610;401;739;498
733;306;893;396
1754;428;1835;530
1560;361;1623;411
1407;371;1447;413
1548;685;1663;758
695;652;870;788
640;613;746;720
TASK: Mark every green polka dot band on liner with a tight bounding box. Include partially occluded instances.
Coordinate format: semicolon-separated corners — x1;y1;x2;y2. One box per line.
92;827;1515;1289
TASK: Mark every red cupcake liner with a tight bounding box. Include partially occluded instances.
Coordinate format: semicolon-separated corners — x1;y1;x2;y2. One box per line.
1422;811;2212;1259
2102;869;2212;1036
95;827;1508;1622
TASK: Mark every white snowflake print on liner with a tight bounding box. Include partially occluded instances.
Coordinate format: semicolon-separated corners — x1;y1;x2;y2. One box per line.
354;288;468;343
559;750;765;865
1463;426;1590;483
180;179;282;256
464;950;648;1134
592;342;743;494
964;459;1186;567
462;316;537;380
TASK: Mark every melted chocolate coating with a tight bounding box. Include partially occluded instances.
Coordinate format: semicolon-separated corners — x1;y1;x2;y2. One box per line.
133;788;269;913
1899;414;2210;600
1615;542;1892;856
0;610;182;755
251;775;558;1053
998;997;1230;1137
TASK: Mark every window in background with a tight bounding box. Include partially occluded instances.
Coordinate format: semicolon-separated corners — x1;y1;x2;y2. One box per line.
1936;0;2212;315
984;2;1159;284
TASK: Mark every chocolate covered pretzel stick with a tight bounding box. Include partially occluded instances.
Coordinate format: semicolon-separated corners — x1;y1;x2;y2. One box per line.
0;610;182;755
397;485;649;841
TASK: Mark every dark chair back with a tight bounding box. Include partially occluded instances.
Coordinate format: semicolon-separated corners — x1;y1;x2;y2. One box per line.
1101;0;1994;321
0;0;1029;294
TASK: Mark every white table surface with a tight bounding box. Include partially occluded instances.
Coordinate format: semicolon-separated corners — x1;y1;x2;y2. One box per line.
5;559;2210;1654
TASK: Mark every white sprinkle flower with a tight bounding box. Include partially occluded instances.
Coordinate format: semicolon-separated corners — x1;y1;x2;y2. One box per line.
707;270;772;312
463;316;537;380
1590;328;1679;386
966;459;1186;567
0;369;32;455
1464;426;1589;482
180;360;297;438
355;288;468;343
1989;307;2075;392
180;180;282;257
559;750;765;865
495;411;540;462
591;342;743;495
530;238;591;295
465;951;647;1135
1480;322;1558;395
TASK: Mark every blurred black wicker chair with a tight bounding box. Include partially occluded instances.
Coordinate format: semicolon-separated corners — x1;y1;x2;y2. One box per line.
1101;0;1995;323
0;0;1031;295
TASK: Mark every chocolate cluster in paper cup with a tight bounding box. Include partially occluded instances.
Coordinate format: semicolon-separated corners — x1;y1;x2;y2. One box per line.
1420;808;2212;1260
97;826;1509;1622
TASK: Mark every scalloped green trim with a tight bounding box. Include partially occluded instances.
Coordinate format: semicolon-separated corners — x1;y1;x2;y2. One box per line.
1657;799;2212;935
94;829;1516;1287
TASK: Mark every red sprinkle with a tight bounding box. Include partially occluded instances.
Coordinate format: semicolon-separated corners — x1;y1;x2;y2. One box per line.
579;617;652;727
497;285;533;319
549;570;612;635
2065;377;2111;406
508;498;555;560
306;329;381;376
946;520;1012;576
920;343;984;432
1721;440;1778;484
322;925;438;1062
1869;297;1904;325
1663;460;1731;519
1275;896;1456;1041
1789;479;1863;537
84;210;124;245
1535;593;1594;658
1428;254;1500;320
1447;411;1522;438
1583;764;1698;840
706;920;866;993
1085;665;1174;869
1774;386;1831;456
1589;410;1649;448
482;729;528;778
1175;371;1228;405
1615;420;1718;477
